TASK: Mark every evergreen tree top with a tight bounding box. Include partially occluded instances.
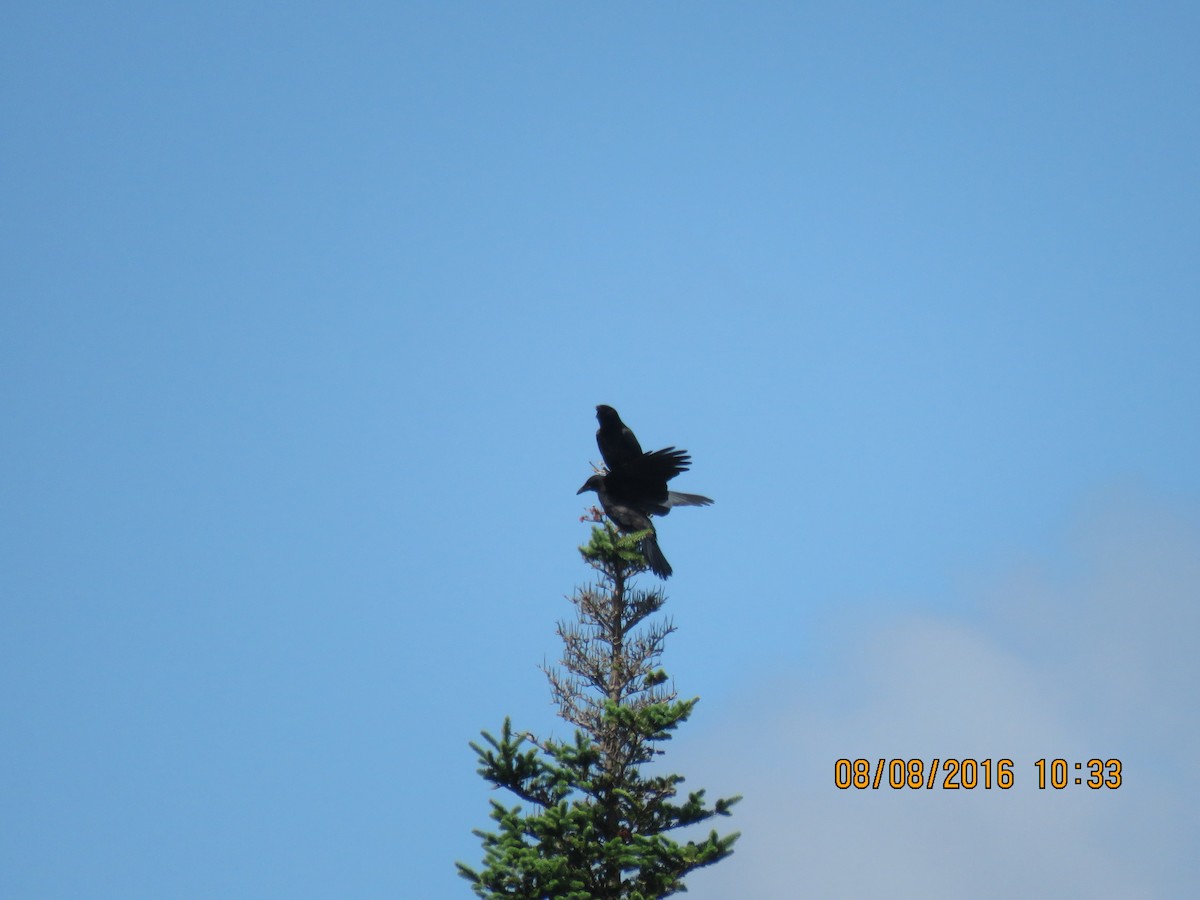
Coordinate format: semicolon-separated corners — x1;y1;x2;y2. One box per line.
458;522;739;899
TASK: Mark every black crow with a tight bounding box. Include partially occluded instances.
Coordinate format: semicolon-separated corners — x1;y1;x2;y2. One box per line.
593;405;713;515
595;404;690;483
577;474;673;578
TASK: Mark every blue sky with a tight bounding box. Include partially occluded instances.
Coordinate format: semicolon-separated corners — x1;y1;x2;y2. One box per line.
3;3;1198;897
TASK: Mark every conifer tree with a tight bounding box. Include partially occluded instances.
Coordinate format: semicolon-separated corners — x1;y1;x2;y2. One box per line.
458;517;739;899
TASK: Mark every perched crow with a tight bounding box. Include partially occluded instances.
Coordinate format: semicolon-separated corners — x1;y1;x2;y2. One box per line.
579;405;713;578
577;474;673;578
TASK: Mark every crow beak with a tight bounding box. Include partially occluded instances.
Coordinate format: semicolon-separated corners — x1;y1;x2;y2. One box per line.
576;483;588;494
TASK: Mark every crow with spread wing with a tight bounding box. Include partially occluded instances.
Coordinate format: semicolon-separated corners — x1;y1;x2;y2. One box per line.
593;405;712;515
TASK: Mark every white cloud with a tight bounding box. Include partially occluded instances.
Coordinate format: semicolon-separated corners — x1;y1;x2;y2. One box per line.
679;493;1199;898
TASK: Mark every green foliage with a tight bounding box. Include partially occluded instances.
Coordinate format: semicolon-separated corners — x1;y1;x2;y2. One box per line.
458;525;739;899
579;523;656;573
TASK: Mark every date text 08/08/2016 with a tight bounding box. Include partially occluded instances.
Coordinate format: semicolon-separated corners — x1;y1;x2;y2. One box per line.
833;758;1123;790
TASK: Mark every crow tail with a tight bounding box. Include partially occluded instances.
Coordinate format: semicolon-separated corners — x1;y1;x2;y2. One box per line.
641;533;672;579
666;490;714;508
